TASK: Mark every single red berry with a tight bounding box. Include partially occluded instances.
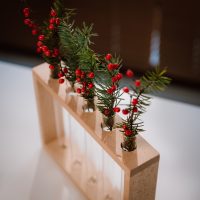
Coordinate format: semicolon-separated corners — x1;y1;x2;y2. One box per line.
63;68;68;73
23;7;30;17
107;63;114;71
123;87;129;93
49;65;55;70
76;88;81;93
49;24;54;30
103;109;110;116
125;130;133;136
44;50;51;57
133;107;138;112
37;41;43;47
24;18;31;25
50;9;57;17
113;107;120;112
112;63;119;69
55;18;60;25
105;53;112;61
122;109;129;115
38;35;45;41
42;45;48;52
111;85;117;92
126;69;134;78
88;83;94;89
75;69;82;76
32;29;37;35
23;7;29;13
24;13;29;18
116;73;123;80
76;77;81;82
88;72;95;78
59;78;64;84
132;98;138;105
52;50;59;57
58;72;64;78
135;80;141;87
49;18;55;24
36;47;42;53
112;76;117;83
53;48;59;56
107;88;113;94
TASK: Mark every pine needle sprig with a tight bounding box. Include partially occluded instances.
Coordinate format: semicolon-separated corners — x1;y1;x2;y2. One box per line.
74;22;98;49
74;22;99;100
94;54;124;130
58;15;80;83
21;0;66;79
118;67;171;137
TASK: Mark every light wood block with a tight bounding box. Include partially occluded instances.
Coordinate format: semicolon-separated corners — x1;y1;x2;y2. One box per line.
32;63;160;200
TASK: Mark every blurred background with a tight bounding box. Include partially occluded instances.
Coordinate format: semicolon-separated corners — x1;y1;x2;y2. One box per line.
1;0;200;89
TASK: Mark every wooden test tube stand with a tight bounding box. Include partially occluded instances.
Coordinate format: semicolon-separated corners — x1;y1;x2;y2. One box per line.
33;63;160;200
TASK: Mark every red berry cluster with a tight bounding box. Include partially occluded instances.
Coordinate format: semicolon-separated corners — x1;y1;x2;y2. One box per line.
111;73;123;83
37;34;60;58
22;4;62;81
75;68;95;96
105;53;122;96
119;74;142;136
134;79;141;87
126;69;134;78
97;53;123;116
103;106;120;116
105;53;120;71
119;69;141;118
122;125;134;136
56;67;69;84
22;7;38;36
48;9;60;31
121;90;140;116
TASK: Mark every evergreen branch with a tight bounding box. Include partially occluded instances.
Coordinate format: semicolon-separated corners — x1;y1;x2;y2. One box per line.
118;67;171;137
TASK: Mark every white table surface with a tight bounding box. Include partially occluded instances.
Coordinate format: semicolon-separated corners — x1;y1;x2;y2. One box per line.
0;61;200;200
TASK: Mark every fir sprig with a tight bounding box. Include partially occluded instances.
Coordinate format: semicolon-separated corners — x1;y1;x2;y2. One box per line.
118;67;171;137
22;0;66;79
58;12;79;84
75;22;99;100
95;54;124;130
75;23;98;48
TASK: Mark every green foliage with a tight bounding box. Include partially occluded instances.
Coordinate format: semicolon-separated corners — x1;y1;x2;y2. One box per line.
118;67;171;137
141;67;171;93
76;23;99;99
58;15;78;82
59;18;99;87
39;0;65;66
95;55;123;118
53;0;65;16
74;23;98;49
75;23;99;70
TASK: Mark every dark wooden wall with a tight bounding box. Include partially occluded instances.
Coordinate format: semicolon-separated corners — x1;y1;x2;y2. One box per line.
160;1;200;84
1;0;200;85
